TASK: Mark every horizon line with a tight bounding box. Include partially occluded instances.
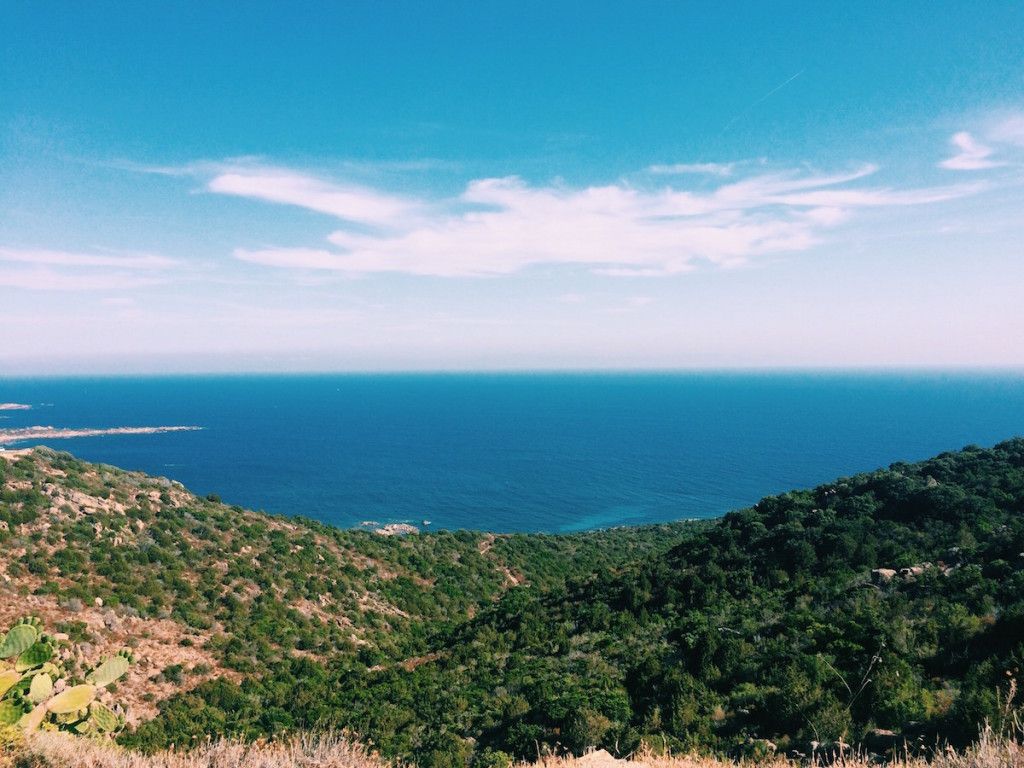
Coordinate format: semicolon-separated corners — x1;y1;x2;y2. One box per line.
3;365;1024;381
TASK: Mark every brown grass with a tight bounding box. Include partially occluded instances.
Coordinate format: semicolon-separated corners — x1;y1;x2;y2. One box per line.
6;727;1024;768
11;731;388;768
529;727;1024;768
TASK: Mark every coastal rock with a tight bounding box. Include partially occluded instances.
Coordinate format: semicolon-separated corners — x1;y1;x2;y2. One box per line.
899;563;933;579
375;523;419;536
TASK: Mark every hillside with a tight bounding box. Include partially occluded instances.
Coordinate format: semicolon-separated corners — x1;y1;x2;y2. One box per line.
0;447;695;723
3;441;1024;768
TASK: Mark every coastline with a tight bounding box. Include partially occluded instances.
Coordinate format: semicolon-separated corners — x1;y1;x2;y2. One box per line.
0;425;202;446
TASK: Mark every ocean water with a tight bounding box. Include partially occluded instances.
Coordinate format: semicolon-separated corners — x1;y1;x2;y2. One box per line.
1;372;1023;533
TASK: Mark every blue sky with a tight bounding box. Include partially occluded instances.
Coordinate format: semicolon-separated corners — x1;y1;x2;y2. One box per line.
2;1;1023;373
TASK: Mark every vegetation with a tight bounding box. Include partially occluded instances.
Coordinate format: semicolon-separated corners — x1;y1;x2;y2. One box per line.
0;447;695;671
0;615;132;739
4;440;1024;767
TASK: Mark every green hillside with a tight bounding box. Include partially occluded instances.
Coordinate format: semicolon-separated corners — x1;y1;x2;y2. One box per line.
4;441;1024;767
0;447;695;724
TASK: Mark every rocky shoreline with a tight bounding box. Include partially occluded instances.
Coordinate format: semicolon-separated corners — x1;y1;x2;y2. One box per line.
0;425;202;445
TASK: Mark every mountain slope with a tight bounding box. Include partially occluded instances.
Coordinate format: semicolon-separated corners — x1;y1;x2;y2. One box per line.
116;440;1024;766
4;441;1024;767
0;447;694;722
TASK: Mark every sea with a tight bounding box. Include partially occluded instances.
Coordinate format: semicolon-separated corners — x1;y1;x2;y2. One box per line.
1;372;1023;533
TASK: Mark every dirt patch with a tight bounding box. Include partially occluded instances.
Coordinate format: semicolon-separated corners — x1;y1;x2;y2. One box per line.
477;533;525;588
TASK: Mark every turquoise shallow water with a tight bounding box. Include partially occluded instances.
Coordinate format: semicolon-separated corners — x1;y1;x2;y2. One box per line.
1;372;1023;532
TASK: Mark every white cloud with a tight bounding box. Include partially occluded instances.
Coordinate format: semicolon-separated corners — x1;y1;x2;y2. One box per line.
207;169;421;226
647;162;734;177
0;247;178;269
0;248;181;292
0;268;164;292
939;131;1003;171
987;113;1024;147
219;162;979;279
235;247;349;271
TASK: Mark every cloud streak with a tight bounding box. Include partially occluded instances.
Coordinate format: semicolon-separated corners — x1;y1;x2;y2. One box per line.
987;113;1024;147
0;247;178;270
647;162;735;177
723;70;804;131
0;268;165;292
940;112;1024;170
220;162;981;278
940;132;1003;171
207;169;422;226
0;248;179;291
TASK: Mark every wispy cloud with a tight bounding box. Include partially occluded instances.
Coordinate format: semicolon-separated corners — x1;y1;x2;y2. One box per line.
0;248;178;291
0;268;165;292
207;169;421;227
219;162;981;278
940;131;1003;171
0;247;178;269
987;112;1024;147
940;111;1024;170
647;162;734;177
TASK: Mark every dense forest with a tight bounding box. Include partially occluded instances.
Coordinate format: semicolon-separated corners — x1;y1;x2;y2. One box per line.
3;441;1024;767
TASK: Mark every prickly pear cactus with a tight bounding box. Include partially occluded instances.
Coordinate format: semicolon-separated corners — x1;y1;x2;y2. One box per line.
0;700;22;726
28;672;53;704
89;701;121;733
46;685;96;714
0;669;19;698
0;618;40;658
0;616;133;739
86;650;133;688
15;640;54;672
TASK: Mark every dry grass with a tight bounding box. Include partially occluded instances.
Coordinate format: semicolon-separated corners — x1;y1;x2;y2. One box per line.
6;728;1024;768
529;727;1024;768
9;731;388;768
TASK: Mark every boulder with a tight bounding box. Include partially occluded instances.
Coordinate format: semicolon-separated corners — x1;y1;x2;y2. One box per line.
871;568;897;583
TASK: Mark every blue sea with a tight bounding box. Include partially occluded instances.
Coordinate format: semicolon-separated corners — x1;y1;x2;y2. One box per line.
1;373;1023;533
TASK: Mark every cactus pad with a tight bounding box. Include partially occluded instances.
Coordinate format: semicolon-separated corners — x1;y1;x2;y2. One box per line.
46;684;96;714
15;641;54;672
0;669;20;697
87;652;132;687
28;672;53;704
0;617;129;739
19;703;48;732
0;623;38;658
89;701;120;733
0;700;23;725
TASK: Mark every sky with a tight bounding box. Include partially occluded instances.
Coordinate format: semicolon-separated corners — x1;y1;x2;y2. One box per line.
2;1;1023;374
